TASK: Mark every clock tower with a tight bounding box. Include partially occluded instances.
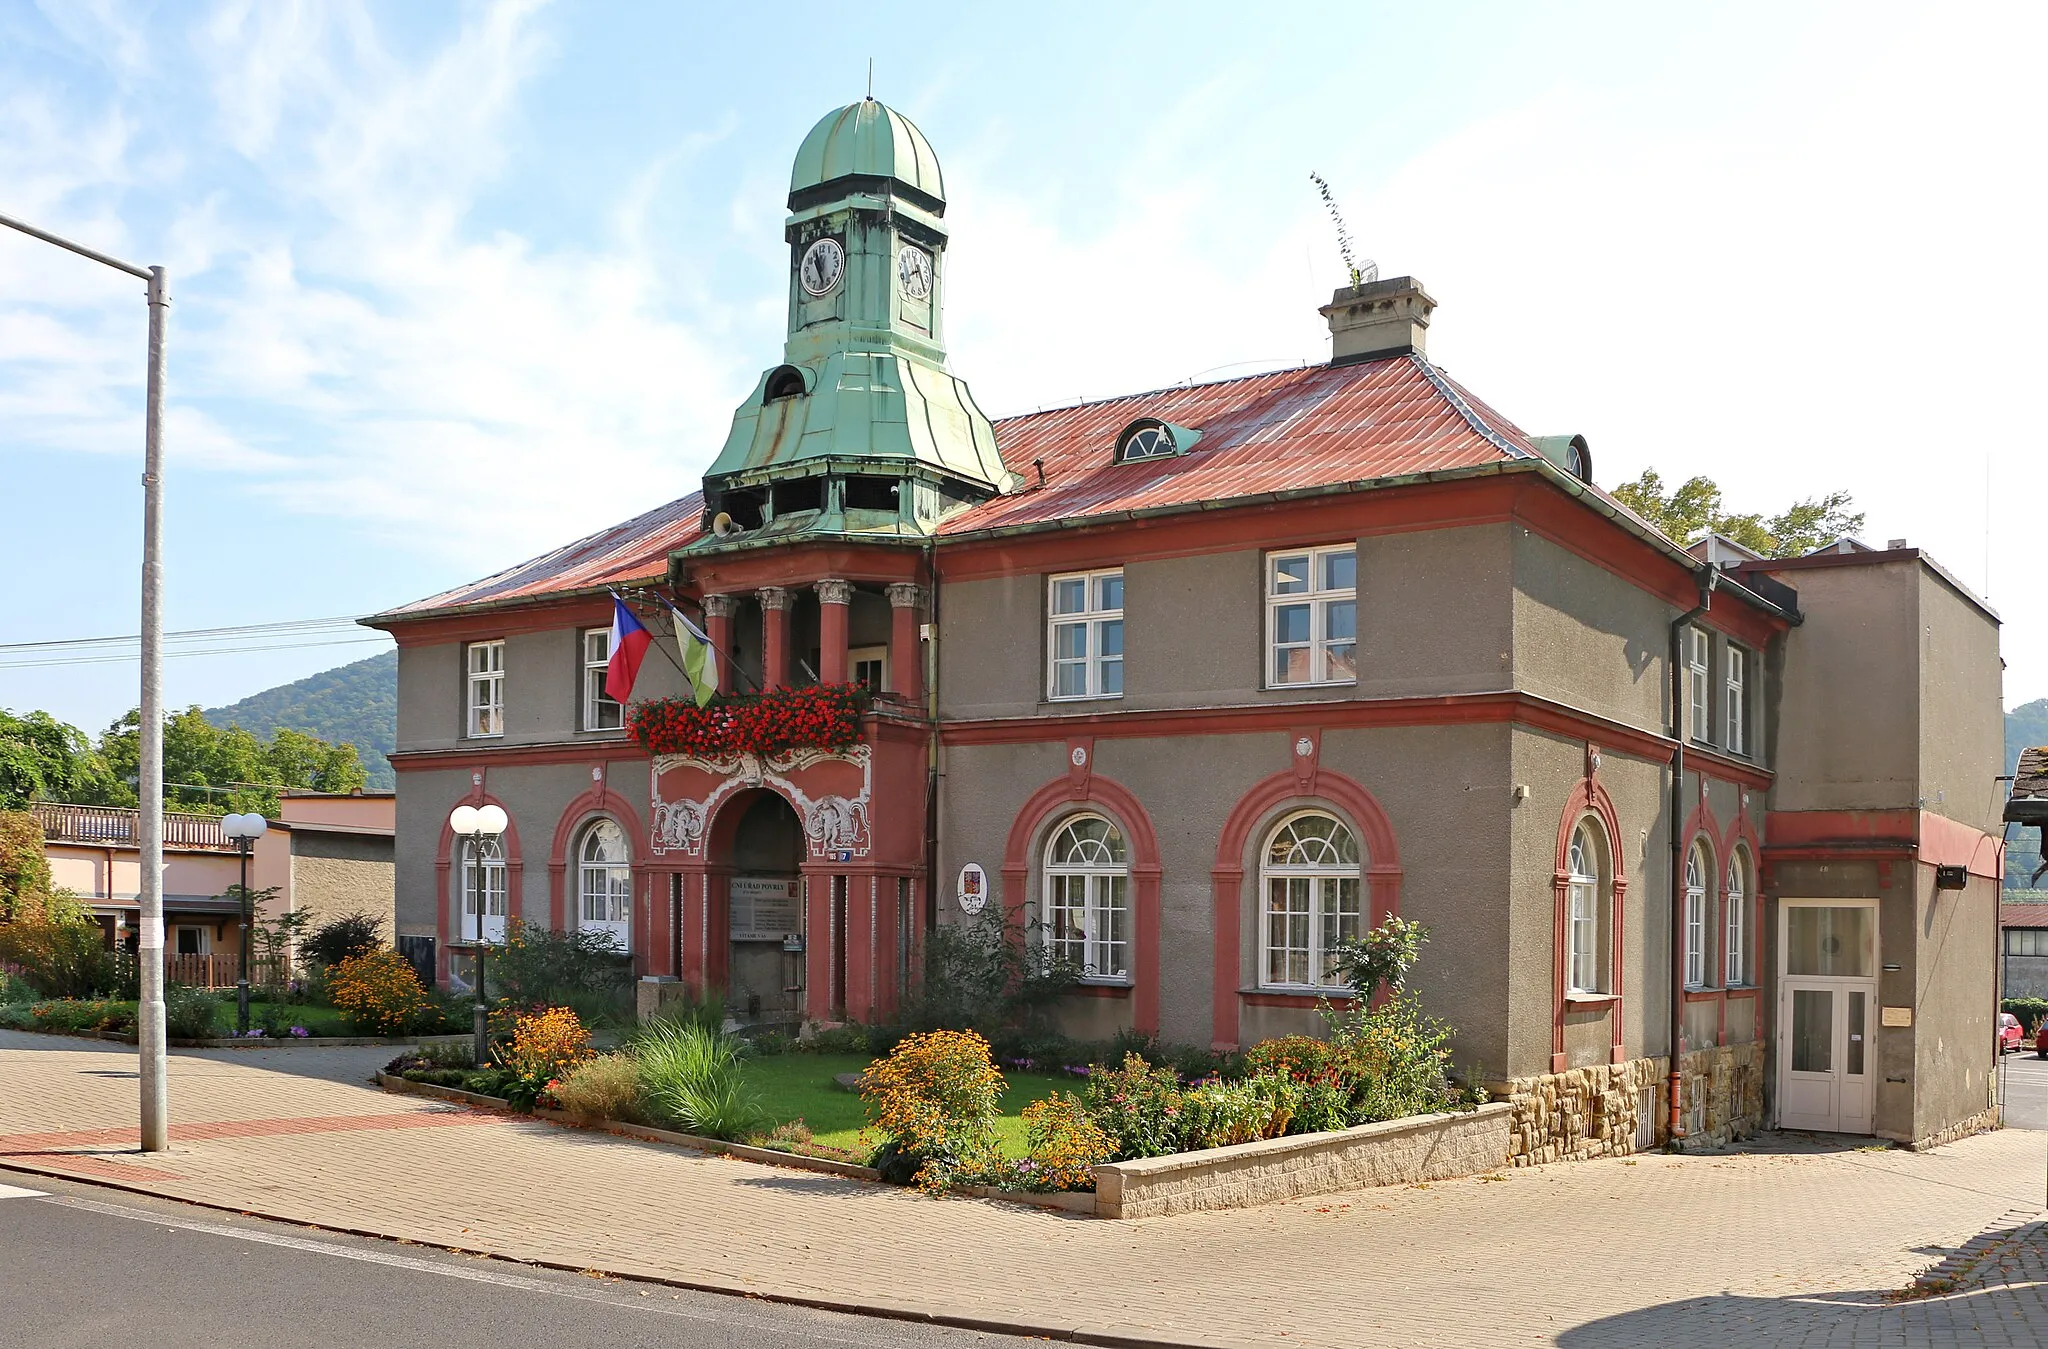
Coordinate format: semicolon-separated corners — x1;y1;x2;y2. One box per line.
693;99;1016;548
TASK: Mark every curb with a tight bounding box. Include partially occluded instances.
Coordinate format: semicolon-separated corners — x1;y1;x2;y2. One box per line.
0;1156;1211;1347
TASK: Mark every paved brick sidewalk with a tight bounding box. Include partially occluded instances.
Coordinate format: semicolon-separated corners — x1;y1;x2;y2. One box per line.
3;1029;2045;1347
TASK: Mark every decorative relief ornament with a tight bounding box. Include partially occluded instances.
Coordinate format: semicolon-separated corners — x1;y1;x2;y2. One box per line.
1071;745;1089;768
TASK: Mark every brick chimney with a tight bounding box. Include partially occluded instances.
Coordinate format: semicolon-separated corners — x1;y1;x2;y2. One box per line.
1321;276;1436;363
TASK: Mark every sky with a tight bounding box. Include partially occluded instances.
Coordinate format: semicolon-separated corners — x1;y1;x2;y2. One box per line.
1;0;2044;735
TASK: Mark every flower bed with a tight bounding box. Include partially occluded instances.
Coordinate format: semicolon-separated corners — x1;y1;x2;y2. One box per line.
629;683;868;758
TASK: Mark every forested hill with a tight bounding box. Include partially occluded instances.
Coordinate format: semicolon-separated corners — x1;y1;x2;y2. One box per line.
204;649;397;789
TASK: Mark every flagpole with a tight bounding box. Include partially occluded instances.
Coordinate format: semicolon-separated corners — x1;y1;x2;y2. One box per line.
653;592;763;694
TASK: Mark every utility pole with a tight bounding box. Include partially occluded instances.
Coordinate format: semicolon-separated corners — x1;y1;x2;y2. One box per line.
0;211;171;1151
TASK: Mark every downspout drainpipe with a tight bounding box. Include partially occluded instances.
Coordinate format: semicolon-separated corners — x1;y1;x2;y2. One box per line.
1668;565;1719;1144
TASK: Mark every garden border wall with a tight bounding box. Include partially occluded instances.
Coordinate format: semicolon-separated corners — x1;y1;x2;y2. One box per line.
1091;1101;1513;1219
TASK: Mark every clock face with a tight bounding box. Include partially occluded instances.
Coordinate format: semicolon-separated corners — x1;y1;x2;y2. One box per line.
897;245;933;300
798;238;844;296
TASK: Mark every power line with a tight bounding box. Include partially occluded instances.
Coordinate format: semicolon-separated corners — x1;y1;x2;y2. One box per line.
0;614;371;655
0;635;391;671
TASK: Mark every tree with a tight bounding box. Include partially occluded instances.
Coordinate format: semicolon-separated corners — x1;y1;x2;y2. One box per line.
98;705;368;814
1611;470;1866;558
0;710;121;809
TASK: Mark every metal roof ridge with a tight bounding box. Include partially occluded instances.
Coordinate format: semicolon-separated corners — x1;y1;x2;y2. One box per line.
1409;354;1530;460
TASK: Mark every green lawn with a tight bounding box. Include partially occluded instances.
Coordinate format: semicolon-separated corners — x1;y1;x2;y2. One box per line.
742;1052;1074;1157
236;1001;352;1036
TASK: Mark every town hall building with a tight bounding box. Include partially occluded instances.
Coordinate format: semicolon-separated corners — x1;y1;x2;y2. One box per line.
368;99;2006;1154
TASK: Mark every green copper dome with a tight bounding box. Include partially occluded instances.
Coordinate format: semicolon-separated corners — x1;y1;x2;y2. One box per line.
788;99;945;204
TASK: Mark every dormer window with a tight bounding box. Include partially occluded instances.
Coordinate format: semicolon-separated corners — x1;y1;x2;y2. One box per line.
764;365;807;401
1114;418;1201;464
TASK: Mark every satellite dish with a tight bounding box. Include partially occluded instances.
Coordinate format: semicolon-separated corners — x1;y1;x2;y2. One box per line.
713;512;742;537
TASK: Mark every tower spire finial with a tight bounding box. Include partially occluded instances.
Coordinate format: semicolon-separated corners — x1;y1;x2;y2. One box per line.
866;58;873;101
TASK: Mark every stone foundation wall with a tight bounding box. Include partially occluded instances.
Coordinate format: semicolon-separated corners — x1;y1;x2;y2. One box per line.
1507;1043;1764;1166
1910;1105;2000;1152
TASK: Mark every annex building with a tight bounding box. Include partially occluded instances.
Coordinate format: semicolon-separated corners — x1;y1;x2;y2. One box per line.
369;100;2006;1153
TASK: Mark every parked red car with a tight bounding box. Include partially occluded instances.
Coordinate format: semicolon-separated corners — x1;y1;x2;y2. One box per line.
2037;1020;2048;1058
1999;1013;2026;1053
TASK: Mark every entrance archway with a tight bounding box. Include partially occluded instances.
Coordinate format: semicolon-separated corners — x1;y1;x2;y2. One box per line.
723;793;806;1025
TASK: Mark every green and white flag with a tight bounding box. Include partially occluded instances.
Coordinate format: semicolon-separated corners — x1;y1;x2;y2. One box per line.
665;600;719;708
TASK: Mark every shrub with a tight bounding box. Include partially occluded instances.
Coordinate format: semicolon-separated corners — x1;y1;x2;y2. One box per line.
0;914;120;999
640;985;727;1039
1080;1053;1187;1161
1018;1092;1112;1191
27;998;134;1034
164;987;221;1040
1179;1076;1296;1149
485;920;633;1028
0;970;34;1006
636;1020;764;1140
860;1028;1006;1192
304;912;385;968
897;910;1079;1043
330;950;434;1035
807;1023;872;1055
1335;989;1455;1123
500;1005;594;1109
552;1052;644;1124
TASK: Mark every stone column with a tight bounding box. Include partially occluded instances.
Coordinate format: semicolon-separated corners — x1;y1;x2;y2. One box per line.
885;583;927;703
701;593;738;696
815;579;852;684
757;586;792;690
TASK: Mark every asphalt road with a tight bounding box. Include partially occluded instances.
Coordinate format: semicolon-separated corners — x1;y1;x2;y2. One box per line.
2003;1048;2048;1131
0;1173;1030;1349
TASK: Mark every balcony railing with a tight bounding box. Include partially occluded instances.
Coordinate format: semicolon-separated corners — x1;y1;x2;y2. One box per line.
31;803;234;851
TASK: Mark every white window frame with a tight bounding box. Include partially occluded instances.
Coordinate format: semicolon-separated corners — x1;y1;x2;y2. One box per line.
1042;815;1130;983
1725;645;1748;756
174;925;210;957
460;836;508;945
581;629;624;731
1688;628;1711;743
1258;811;1364;992
1684;841;1711;989
467;640;505;739
849;644;889;692
1047;570;1124;701
1725;849;1750;986
1567;821;1605;995
576;819;632;952
1265;546;1357;688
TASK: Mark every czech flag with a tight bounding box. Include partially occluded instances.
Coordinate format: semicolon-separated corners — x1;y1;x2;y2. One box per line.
605;595;653;703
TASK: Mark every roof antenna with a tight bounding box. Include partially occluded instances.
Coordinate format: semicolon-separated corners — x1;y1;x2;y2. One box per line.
1309;171;1377;289
866;58;874;101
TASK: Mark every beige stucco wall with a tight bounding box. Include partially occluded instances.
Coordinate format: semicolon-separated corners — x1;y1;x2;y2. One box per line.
1770;561;1921;812
1510;528;1673;733
395;628;689;754
289;835;395;935
1915;567;2005;833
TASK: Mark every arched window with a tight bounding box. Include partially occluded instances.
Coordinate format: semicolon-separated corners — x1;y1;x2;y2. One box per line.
1567;821;1606;994
1259;812;1362;990
577;819;632;952
1725;849;1751;986
460;835;506;945
1044;815;1129;981
1684;841;1713;989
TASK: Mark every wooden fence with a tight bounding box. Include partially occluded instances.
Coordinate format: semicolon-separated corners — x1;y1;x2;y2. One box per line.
163;954;287;990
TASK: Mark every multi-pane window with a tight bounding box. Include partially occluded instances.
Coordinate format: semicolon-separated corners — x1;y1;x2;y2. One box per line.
1725;850;1750;986
577;818;632;951
1048;570;1124;700
1725;646;1748;756
582;629;623;731
849;645;888;691
1567;822;1603;994
1688;628;1711;743
1683;842;1710;988
1043;815;1129;981
467;640;505;738
1267;546;1357;686
2007;929;2048;956
1259;812;1363;989
461;836;507;944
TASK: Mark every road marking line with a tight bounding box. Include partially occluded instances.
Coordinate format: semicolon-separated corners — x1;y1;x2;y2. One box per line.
0;1183;49;1199
42;1193;883;1345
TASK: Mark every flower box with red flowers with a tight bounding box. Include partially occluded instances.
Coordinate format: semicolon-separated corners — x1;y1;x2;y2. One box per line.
628;682;871;759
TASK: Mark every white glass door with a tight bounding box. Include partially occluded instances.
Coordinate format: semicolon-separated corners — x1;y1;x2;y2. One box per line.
1777;901;1877;1134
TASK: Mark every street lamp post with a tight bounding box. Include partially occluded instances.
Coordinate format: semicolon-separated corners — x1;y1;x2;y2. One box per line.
448;803;508;1070
0;209;171;1152
220;813;268;1033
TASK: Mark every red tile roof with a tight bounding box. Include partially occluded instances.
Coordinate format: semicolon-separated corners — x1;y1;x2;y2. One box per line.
942;354;1538;535
2002;902;2048;929
374;354;1551;621
374;492;705;619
